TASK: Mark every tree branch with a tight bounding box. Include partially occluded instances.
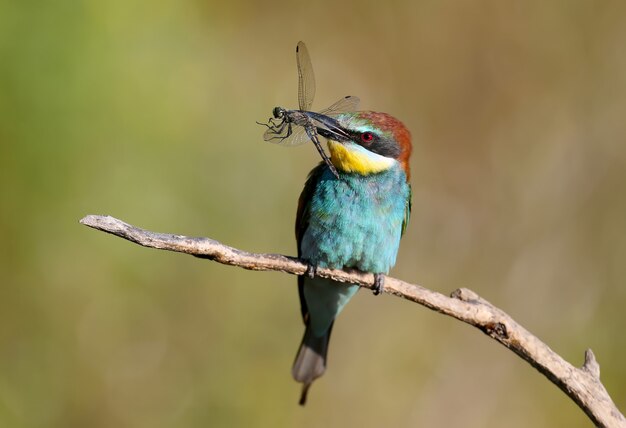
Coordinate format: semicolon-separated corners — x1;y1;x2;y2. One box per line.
80;214;625;428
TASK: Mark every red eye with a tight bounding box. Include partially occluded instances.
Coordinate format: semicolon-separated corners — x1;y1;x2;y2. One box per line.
361;132;374;143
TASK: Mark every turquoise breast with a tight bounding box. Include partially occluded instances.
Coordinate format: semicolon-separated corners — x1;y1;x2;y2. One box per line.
300;165;410;273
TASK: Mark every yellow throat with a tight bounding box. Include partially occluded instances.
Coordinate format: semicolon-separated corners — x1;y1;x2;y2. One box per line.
327;141;395;175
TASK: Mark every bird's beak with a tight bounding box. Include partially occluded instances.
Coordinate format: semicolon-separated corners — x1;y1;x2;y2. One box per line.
306;112;351;142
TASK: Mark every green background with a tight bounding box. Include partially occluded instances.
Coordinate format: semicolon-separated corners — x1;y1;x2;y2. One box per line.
1;0;625;426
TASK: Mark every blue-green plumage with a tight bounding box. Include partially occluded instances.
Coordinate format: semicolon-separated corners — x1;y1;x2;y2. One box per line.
300;164;410;334
290;110;412;405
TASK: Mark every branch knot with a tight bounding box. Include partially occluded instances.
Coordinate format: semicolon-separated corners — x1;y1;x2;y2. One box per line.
450;287;480;302
483;321;509;339
582;349;601;379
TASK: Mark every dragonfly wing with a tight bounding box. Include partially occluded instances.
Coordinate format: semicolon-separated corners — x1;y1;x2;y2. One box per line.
296;41;316;111
263;123;310;146
319;95;360;117
261;95;359;147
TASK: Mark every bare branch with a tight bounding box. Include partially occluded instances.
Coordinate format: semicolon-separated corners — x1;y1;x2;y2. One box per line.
80;214;625;428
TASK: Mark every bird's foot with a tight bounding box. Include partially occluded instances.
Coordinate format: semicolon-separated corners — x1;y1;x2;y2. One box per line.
305;264;317;279
373;273;385;296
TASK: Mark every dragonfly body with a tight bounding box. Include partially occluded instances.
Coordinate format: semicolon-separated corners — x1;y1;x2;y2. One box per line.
258;41;359;178
267;107;316;137
262;104;359;178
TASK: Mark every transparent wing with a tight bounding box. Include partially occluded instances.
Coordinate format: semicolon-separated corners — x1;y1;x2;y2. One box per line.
261;96;359;147
263;121;310;146
296;41;316;111
318;95;360;117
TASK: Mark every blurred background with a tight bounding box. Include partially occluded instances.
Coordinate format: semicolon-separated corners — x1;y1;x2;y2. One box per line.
1;0;625;426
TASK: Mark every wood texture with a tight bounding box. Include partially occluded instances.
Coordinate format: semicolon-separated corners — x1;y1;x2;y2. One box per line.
80;214;625;427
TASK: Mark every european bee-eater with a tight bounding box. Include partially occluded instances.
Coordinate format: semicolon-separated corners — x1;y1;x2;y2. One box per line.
292;110;412;405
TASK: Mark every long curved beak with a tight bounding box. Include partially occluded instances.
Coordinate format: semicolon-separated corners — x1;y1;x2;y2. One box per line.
305;112;351;142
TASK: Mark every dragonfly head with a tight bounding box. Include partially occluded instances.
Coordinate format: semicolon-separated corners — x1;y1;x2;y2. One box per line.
272;107;286;119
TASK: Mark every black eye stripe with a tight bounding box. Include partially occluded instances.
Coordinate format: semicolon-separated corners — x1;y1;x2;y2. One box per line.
371;141;401;158
348;130;400;158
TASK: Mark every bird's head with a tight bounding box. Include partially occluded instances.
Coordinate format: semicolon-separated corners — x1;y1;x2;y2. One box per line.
310;111;412;178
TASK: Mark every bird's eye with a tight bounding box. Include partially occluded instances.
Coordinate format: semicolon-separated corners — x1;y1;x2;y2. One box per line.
361;132;374;144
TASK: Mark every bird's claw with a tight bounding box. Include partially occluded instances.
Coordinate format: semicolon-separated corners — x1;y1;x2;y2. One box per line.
373;273;385;296
306;264;317;279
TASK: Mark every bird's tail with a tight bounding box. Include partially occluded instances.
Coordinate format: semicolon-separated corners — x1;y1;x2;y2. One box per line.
291;323;333;406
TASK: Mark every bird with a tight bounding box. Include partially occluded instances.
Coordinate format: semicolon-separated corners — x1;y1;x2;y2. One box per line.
292;109;412;405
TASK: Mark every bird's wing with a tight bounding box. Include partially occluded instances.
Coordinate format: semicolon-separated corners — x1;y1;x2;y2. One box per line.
402;184;412;237
295;162;326;253
295;163;327;321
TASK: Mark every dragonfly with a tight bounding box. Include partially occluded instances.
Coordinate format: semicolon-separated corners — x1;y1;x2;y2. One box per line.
258;41;360;179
